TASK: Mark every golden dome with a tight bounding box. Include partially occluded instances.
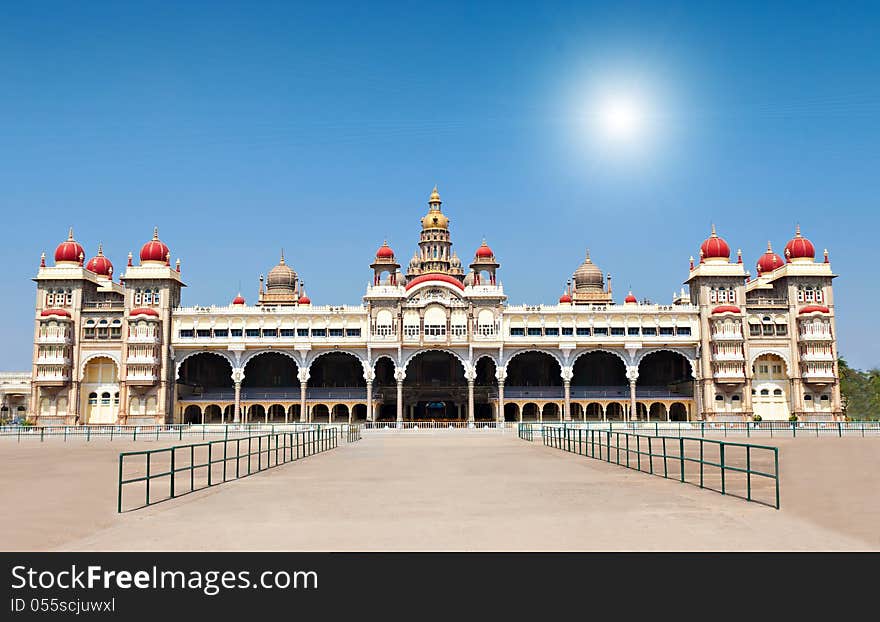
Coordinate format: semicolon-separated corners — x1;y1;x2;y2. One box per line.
421;186;449;229
267;251;297;292
574;249;604;290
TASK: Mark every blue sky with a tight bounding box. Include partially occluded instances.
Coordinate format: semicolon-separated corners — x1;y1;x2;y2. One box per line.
1;1;878;369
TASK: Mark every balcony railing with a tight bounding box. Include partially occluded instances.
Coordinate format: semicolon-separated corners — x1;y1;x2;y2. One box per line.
179;387;375;402
82;301;126;311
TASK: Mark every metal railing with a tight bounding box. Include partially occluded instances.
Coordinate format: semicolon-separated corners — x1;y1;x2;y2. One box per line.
527;424;780;509
117;428;338;513
347;425;362;442
0;422;341;443
361;421;511;430
512;420;880;438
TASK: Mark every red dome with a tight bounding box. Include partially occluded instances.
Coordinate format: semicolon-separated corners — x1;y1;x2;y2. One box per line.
700;225;730;261
559;292;572;303
129;307;159;317
85;245;113;277
799;304;830;314
232;294;245;305
140;227;170;264
376;241;395;259
54;228;85;265
40;308;71;318
475;240;494;258
712;305;741;314
624;292;637;304
784;225;815;262
405;273;465;291
298;294;311;305
756;242;784;273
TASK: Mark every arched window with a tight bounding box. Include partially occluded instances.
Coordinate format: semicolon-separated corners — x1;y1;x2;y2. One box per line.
88;392;98;405
101;392;111;405
760;389;769;396
773;389;783;396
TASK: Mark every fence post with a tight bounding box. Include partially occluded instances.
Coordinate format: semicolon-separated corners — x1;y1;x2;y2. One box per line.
720;443;726;495
190;445;195;492
40;427;45;443
208;443;213;487
679;437;685;482
838;421;842;438
64;426;68;442
87;426;91;442
775;449;780;509
117;454;124;513
746;445;751;502
145;452;151;507
170;449;176;499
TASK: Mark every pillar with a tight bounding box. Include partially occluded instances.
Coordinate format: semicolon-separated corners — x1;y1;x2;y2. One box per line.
366;380;373;421
563;380;571;421
467;379;475;423
629;380;637;422
300;384;308;422
497;381;505;423
396;380;403;422
234;382;241;423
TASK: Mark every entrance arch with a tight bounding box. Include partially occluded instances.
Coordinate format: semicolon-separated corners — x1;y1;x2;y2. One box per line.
752;353;790;420
183;404;202;424
637;351;694;397
81;356;119;424
403;350;467;420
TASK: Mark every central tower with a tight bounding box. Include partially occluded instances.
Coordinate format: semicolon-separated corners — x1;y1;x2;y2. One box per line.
406;186;465;281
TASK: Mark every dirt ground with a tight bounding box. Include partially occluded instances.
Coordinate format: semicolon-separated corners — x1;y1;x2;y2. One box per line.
0;431;877;551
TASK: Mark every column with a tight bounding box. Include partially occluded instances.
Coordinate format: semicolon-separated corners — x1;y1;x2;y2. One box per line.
396;380;404;422
497;381;505;423
743;378;753;418
563;380;571;421
629;380;637;422
366;380;373;421
467;379;475;423
300;384;308;422
233;382;241;423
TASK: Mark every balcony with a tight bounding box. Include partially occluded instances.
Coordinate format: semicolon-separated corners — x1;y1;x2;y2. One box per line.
37;332;71;345
36;354;71;366
800;351;834;362
798;331;832;342
128;332;160;344
713;368;745;382
746;297;789;308
34;368;70;385
127;354;159;365
711;331;743;341
82;301;125;311
802;368;835;383
712;351;744;362
126;370;158;385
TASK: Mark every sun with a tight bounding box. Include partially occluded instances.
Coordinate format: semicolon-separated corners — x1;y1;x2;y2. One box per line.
595;94;646;142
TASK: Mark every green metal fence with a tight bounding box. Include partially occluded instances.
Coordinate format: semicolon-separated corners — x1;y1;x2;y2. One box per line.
117;428;337;513
512;420;880;438
526;424;780;509
347;425;363;443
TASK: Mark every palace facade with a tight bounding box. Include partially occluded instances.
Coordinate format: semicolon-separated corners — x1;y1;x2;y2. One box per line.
29;187;842;424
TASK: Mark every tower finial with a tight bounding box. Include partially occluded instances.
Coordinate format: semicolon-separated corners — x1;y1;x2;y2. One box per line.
279;249;285;264
767;240;773;252
795;223;801;237
429;185;441;205
152;227;159;240
68;227;74;240
585;248;591;261
97;243;103;256
40;252;46;268
711;223;717;236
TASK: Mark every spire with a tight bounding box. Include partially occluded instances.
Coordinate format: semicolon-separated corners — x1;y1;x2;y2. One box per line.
40;252;46;268
175;258;181;272
429;185;441;206
795;223;801;237
585;248;591;261
68;227;74;241
710;223;717;237
152;227;159;241
279;249;285;265
737;248;742;264
97;243;103;256
766;240;773;252
127;252;133;267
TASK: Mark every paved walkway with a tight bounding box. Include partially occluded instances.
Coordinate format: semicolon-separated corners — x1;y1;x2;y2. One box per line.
1;432;874;551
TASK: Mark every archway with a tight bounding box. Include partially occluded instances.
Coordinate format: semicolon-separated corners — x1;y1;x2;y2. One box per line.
309;353;365;389
373;357;397;421
243;352;300;394
204;404;222;423
223;405;236;422
506;352;562;387
311;404;330;422
330;404;349;422
81;356;119;424
572;351;627;390
570;403;584;421
605;403;624;421
352;404;368;421
635;403;648;421
542;403;561;421
403;351;467;420
752;353;789;420
246;404;265;423
268;404;286;422
178;352;233;402
585;402;603;420
649;402;667;421
637;351;694;397
183;404;202;424
474;356;498;420
669;402;687;421
504;403;520;422
522;402;540;422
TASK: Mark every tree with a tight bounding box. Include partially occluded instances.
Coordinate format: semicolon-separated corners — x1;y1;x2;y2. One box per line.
839;357;880;420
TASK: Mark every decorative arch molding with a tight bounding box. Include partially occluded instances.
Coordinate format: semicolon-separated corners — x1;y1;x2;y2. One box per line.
370;353;398;371
402;348;470;377
472;352;499;368
501;348;565;371
748;348;793;376
79;352;121;378
174;350;236;380
240;349;303;370
305;349;368;370
634;347;699;378
569;347;630;369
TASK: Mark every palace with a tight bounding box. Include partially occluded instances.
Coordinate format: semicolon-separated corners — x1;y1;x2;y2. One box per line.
29;187;842;425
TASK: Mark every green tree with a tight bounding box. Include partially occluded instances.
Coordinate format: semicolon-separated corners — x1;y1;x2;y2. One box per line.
839;357;879;420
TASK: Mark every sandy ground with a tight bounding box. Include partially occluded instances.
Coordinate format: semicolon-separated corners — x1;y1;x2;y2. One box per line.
0;432;878;551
